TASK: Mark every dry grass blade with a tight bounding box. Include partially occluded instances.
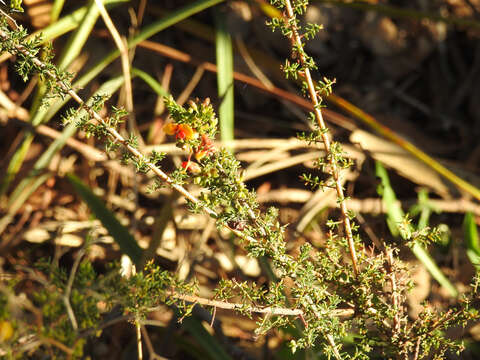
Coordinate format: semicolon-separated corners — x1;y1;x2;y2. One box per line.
94;0;141;144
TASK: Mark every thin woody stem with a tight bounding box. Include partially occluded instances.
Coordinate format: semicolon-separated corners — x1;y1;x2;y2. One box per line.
162;292;355;318
282;0;359;276
386;249;401;333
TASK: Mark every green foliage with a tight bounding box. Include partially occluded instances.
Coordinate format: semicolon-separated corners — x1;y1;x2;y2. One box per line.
122;261;198;318
33;260;99;349
9;0;23;12
0;18;73;104
376;161;458;297
0;259;113;359
0;257;204;359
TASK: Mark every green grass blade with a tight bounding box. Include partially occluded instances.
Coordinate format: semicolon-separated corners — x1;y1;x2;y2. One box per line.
375;161;458;297
410;243;457;294
56;0;103;70
132;67;169;97
0;76;124;234
0;133;35;196
30;0;104;118
33;6;88;42
375;162;402;237
464;212;480;254
214;10;234;144
415;189;433;230
464;212;480;271
50;0;66;22
67;174;142;265
128;0;224;49
182;316;232;360
0;172;52;235
78;0;225;87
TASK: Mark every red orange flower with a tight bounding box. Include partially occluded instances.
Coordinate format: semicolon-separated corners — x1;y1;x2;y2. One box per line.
163;123;196;141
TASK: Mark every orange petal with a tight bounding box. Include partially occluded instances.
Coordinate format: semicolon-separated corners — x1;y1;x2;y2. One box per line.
163;123;178;135
195;150;207;161
177;124;195;140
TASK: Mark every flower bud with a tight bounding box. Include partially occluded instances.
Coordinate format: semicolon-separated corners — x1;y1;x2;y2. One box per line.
188;100;198;112
163;123;196;141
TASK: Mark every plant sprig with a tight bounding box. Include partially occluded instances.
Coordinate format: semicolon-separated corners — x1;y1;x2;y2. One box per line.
267;0;360;276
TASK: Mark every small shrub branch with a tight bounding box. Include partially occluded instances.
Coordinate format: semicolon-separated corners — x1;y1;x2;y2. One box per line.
282;0;359;276
0;26;252;244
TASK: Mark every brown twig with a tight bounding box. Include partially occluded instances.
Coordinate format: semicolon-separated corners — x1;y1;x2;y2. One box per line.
135;318;143;360
40;336;74;356
169;292;304;316
164;292;354;319
386;249;400;333
94;0;139;142
140;325;168;360
413;336;421;360
94;0;143;239
210;306;217;328
325;333;342;360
